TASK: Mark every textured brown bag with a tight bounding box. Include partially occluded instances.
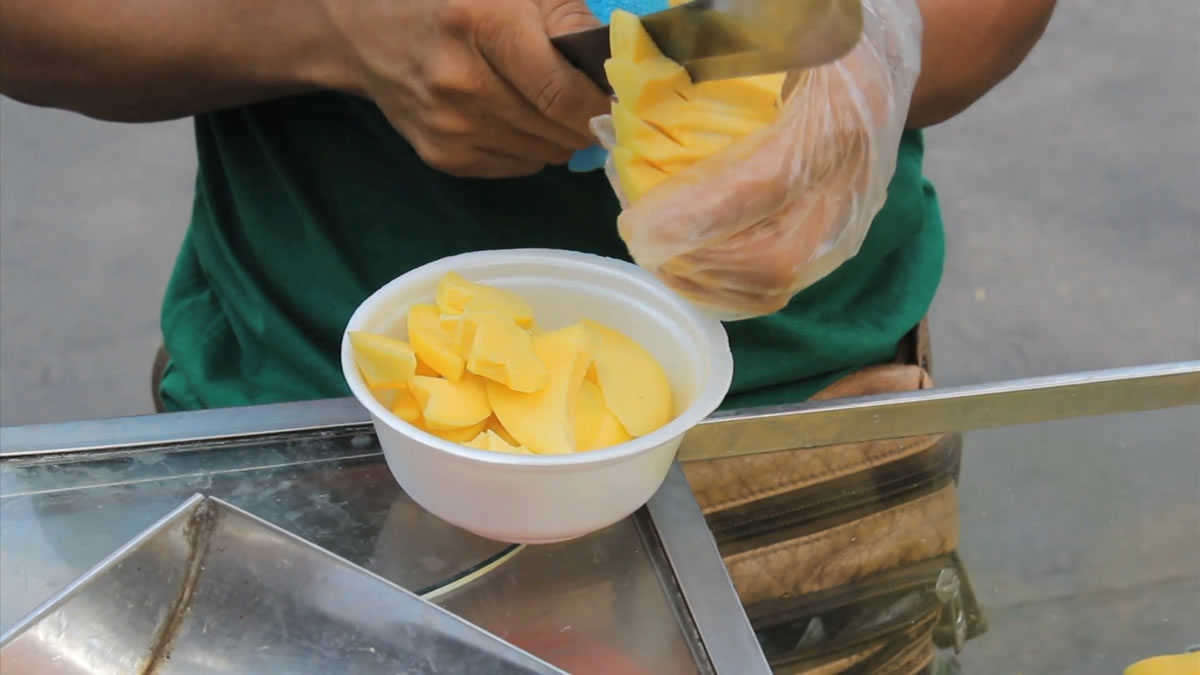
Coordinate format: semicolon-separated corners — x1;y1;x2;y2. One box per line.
683;323;986;674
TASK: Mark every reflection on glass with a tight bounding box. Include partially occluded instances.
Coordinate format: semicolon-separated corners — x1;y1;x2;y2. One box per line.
0;429;702;673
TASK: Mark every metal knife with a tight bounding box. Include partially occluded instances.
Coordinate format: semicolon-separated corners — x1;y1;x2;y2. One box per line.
551;0;864;94
677;361;1200;462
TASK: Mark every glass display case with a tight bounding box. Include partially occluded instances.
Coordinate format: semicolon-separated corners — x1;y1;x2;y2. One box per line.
1;361;1196;673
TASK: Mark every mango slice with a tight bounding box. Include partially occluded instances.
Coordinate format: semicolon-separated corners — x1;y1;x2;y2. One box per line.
436;272;534;328
609;9;670;64
605;9;785;203
408;374;491;430
466;429;534;455
485;415;520;447
488;324;594;455
348;331;417;389
611;146;671;203
390;386;422;423
575;379;634;451
428;420;488;443
582;320;672;436
465;310;548;393
350;273;678;456
408;303;466;381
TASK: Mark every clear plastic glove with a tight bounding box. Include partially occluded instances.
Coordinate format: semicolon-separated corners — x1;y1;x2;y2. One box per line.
592;0;924;319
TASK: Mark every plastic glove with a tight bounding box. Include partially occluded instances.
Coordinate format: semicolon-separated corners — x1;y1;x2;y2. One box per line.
592;0;924;319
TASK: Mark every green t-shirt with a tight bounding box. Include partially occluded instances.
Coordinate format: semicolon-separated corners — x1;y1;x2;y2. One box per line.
159;93;944;412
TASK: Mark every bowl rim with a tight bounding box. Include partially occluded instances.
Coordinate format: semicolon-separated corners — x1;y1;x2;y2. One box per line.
341;248;733;470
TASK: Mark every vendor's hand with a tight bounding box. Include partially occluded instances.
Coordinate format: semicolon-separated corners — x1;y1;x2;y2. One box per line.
326;0;610;178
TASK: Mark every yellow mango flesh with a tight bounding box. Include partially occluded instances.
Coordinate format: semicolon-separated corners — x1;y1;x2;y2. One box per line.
575;379;634;451
1124;652;1200;675
465;429;534;455
606;9;785;202
408;374;491;430
465;310;548;393
390;386;422;423
350;273;677;456
582;320;672;436
429;420;488;443
408;304;466;381
487;324;594;455
348;331;417;389
435;272;534;329
485;415;520;447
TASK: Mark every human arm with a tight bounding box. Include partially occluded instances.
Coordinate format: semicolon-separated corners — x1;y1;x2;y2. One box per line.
909;0;1058;128
0;0;611;177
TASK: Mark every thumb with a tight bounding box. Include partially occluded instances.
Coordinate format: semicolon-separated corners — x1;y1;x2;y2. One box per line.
537;0;603;35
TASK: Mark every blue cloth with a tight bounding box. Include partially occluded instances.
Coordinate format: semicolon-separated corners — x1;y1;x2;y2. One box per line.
568;0;670;172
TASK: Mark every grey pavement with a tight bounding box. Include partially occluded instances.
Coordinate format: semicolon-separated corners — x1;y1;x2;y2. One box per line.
2;0;1198;672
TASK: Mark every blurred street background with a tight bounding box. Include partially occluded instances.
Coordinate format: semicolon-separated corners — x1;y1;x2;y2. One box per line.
1;0;1197;671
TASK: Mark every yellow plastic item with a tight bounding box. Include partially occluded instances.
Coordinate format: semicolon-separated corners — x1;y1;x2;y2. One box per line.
408;304;466;381
408;374;491;430
348;331;417;389
582;320;672;437
1124;652;1200;675
488;324;595;455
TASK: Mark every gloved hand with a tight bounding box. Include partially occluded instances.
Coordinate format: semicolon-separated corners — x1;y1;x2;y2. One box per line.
592;0;924;319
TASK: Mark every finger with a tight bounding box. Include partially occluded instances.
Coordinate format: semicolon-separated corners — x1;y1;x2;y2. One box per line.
410;133;545;178
475;2;612;139
422;38;593;152
537;0;604;34
465;62;597;152
475;113;576;164
462;152;547;178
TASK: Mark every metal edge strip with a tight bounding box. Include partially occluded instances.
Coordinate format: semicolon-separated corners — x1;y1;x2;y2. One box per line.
645;464;771;674
679;360;1200;462
0;397;372;457
4;361;1197;460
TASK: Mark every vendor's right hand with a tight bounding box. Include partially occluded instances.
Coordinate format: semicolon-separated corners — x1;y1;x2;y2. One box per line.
326;0;610;178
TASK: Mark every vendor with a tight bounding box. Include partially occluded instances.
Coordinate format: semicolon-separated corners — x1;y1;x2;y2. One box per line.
1;0;1055;669
0;0;1054;414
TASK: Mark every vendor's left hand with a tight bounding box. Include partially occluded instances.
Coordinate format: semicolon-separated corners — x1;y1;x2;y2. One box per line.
610;0;925;318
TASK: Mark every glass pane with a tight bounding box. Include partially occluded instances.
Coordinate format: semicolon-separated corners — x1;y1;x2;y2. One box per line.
953;406;1200;672
0;428;702;674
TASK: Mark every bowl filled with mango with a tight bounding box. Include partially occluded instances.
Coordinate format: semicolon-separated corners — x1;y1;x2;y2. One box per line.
341;249;733;544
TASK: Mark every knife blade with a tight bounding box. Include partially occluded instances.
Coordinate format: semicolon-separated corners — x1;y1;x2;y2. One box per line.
676;361;1200;462
551;0;864;94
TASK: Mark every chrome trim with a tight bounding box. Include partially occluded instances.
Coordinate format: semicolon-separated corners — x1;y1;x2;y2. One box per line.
646;465;772;674
679;361;1200;462
0;397;371;457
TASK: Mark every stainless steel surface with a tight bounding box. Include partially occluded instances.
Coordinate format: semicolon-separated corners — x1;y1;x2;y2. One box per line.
678;361;1200;462
0;396;370;457
551;0;863;92
0;422;742;673
0;494;564;675
8;361;1195;461
645;465;772;675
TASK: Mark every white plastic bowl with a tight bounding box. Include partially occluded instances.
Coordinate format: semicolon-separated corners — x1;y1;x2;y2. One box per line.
341;249;733;544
